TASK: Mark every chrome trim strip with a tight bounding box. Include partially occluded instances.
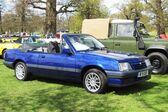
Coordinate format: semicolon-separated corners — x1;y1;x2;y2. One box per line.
27;64;81;73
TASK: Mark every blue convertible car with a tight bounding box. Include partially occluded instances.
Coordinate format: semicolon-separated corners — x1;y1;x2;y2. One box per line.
4;34;153;93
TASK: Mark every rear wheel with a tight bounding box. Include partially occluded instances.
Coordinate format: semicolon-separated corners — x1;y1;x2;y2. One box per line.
83;69;107;94
148;52;168;74
15;62;30;81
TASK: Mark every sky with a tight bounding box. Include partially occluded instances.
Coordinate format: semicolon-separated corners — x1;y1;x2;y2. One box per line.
1;0;126;14
102;0;127;13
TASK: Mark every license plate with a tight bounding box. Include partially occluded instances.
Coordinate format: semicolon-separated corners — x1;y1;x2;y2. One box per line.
138;70;149;78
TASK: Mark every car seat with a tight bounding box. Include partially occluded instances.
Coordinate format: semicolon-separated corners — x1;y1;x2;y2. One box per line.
47;41;60;53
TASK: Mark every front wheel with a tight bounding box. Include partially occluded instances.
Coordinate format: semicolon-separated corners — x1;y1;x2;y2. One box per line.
83;69;107;94
15;62;30;81
148;52;168;74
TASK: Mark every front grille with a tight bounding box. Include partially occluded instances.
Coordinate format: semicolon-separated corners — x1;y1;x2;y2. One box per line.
131;62;146;70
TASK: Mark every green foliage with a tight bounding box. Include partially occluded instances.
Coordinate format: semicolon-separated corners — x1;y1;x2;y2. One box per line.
0;59;168;111
112;0;144;20
144;0;168;35
111;0;168;34
110;0;154;32
26;15;44;33
2;13;20;32
68;14;83;32
77;0;108;19
68;0;109;32
2;14;44;33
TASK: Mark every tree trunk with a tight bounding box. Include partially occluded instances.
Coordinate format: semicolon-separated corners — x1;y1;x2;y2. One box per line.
0;6;2;32
155;0;165;35
21;12;26;32
20;0;26;32
46;0;57;34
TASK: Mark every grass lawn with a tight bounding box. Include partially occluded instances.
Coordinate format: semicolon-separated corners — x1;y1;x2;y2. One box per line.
0;59;168;112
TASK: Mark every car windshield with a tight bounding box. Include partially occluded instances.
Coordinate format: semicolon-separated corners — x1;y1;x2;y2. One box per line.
67;35;105;51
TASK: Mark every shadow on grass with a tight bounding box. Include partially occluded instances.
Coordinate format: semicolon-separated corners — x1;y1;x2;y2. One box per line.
0;77;165;112
107;81;158;95
32;76;157;95
0;86;115;112
33;76;83;88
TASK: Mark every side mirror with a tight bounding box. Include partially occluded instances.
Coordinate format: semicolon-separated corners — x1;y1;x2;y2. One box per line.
62;48;72;55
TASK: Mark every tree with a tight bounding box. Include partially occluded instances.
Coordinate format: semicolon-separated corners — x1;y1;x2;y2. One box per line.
26;15;44;32
25;0;77;33
2;13;44;33
68;14;83;32
144;0;167;35
116;0;144;20
77;0;109;19
15;0;29;32
2;13;20;32
68;0;109;32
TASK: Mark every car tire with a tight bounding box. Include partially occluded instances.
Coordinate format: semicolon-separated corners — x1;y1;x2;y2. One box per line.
2;49;6;59
83;69;107;94
148;52;168;74
15;62;30;81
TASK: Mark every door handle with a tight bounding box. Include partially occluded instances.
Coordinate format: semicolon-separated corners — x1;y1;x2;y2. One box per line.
115;43;120;46
41;55;45;58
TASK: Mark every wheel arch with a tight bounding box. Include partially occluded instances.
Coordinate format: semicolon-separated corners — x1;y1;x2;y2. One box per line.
80;65;106;80
144;48;168;58
13;59;25;68
2;48;7;55
2;48;7;52
1;48;7;58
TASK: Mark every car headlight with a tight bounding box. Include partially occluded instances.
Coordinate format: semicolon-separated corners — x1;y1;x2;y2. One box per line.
145;59;151;67
119;62;132;71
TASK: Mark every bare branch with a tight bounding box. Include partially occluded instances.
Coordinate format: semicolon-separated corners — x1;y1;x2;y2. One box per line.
26;0;46;4
25;0;46;10
28;3;46;10
56;2;77;14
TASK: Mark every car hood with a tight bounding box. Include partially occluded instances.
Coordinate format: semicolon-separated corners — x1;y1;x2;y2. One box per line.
83;50;145;62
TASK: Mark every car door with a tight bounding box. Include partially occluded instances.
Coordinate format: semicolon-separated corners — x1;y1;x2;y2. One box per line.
113;23;138;53
37;40;78;80
25;51;42;75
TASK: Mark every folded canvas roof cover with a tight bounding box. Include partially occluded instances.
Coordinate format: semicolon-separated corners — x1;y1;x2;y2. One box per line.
82;18;110;39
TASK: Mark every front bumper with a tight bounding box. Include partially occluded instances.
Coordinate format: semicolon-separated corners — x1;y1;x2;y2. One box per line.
105;66;153;87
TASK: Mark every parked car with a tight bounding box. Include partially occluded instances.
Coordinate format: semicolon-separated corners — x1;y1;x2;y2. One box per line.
38;33;57;43
4;33;153;93
83;18;168;74
0;36;37;58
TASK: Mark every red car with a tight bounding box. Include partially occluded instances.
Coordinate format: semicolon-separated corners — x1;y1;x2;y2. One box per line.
160;34;168;39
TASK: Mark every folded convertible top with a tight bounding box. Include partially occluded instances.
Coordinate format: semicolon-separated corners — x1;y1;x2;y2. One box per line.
21;43;48;52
